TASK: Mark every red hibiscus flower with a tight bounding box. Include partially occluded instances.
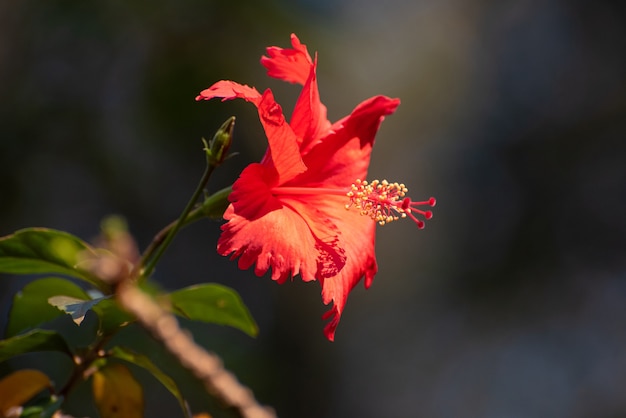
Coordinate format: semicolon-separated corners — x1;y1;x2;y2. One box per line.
196;34;435;341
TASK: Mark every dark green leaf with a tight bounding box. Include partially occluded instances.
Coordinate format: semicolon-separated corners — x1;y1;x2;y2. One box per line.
92;298;134;335
6;277;132;338
0;228;110;292
19;395;64;418
169;284;258;337
48;296;101;326
108;346;191;418
6;277;90;337
0;330;72;364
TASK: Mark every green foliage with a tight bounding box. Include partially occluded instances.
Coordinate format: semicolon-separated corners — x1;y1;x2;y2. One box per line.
19;396;64;418
91;297;135;335
6;276;134;338
108;346;192;418
6;277;90;337
48;295;103;326
0;134;261;416
0;219;259;417
0;330;73;363
170;283;258;337
200;186;232;220
0;228;110;292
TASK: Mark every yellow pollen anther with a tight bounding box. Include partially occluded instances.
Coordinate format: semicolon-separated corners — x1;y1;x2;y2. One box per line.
345;178;435;228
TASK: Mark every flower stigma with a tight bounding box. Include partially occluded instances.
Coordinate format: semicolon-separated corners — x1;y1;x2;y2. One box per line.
271;179;436;228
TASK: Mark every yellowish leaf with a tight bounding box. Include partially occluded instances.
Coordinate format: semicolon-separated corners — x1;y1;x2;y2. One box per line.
0;369;52;414
92;363;143;418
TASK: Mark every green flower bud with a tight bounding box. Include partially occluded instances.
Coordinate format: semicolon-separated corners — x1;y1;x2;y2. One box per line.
205;116;235;167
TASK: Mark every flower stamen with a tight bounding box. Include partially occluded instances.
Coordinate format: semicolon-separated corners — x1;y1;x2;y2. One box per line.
346;179;436;228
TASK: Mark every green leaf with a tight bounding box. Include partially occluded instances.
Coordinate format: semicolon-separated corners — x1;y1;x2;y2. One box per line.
91;298;135;335
19;395;64;418
6;277;90;337
169;284;258;337
108;346;191;418
0;369;53;413
48;295;101;326
92;362;143;418
0;228;109;292
0;330;72;364
6;277;133;338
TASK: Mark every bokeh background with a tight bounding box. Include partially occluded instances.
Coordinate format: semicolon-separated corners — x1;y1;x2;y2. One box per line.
2;0;626;417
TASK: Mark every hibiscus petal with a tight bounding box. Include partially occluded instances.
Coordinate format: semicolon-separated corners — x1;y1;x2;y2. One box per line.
280;198;347;278
218;164;346;284
195;80;261;105
257;90;307;184
218;165;314;282
219;207;317;283
222;163;281;220
318;209;378;341
261;33;313;85
330;95;401;151
290;55;332;153
197;80;306;184
288;95;401;188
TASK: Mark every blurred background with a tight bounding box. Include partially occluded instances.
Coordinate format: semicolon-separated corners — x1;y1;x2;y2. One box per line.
1;0;626;417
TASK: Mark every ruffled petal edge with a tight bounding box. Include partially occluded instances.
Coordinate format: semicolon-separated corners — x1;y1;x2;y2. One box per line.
261;33;313;85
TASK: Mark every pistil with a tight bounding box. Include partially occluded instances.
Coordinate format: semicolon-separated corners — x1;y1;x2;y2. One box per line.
271;179;436;228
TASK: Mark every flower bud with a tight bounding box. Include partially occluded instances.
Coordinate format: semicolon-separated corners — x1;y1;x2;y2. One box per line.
205;116;235;167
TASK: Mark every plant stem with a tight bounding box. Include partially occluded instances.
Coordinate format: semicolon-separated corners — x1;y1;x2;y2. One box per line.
57;332;112;399
136;185;232;276
136;117;235;281
116;281;275;418
138;164;215;280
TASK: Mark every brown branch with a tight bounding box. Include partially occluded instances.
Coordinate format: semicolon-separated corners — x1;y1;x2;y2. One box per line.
116;281;276;418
